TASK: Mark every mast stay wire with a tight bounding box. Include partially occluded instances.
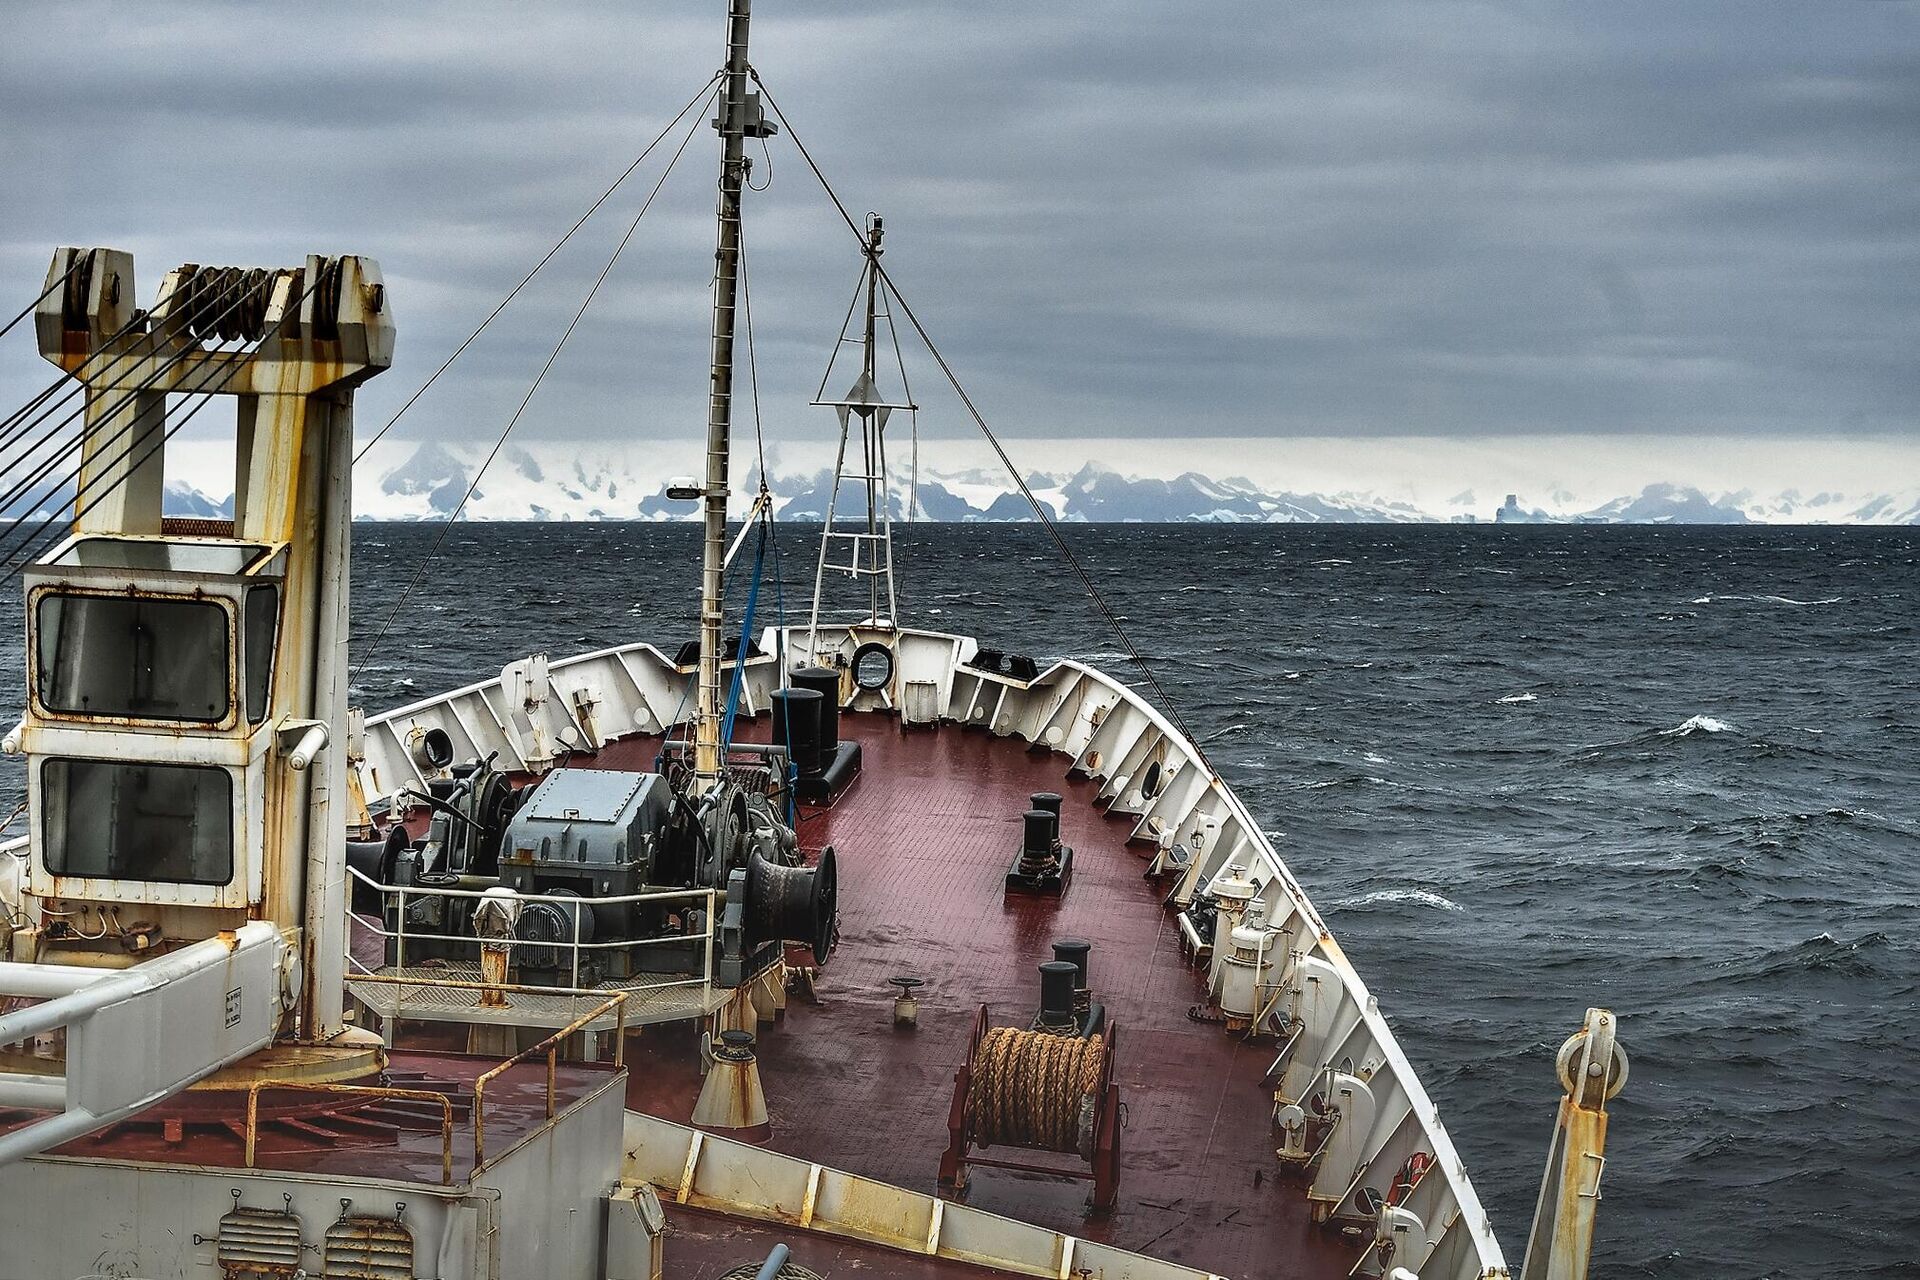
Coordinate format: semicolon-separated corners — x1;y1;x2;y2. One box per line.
752;75;1214;774
350;72;723;467
0;269;331;583
0;269;264;548
350;82;720;685
739;233;771;492
874;262;921;523
0;302;157;478
0;265;253;478
736;238;802;817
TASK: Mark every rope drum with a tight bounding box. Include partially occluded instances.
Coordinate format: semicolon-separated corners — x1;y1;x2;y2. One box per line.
966;1025;1105;1157
717;1263;824;1280
180;265;283;342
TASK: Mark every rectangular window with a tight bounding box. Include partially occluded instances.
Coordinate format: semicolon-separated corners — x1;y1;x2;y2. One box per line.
244;584;280;724
35;592;230;722
41;759;234;886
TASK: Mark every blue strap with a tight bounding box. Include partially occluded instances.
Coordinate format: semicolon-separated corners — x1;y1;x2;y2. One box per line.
768;513;796;823
720;519;767;750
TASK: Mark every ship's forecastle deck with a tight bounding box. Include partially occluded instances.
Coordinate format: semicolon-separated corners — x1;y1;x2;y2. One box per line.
356;624;1508;1280
588;711;1358;1279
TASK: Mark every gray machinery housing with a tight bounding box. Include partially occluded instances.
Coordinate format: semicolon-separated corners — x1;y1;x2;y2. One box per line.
497;769;676;982
374;762;836;991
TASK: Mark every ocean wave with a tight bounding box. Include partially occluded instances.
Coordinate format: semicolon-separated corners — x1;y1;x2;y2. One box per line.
1663;714;1735;736
1775;931;1895;976
1689;593;1844;607
1334;888;1465;913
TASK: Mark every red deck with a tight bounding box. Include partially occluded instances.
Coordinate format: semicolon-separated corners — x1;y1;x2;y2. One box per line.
587;712;1356;1280
0;1049;619;1187
2;711;1357;1278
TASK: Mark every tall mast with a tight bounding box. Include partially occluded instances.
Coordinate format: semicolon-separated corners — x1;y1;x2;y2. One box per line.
694;0;765;788
807;215;914;656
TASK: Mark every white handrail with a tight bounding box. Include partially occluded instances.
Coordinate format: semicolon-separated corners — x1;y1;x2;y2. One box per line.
0;920;283;1167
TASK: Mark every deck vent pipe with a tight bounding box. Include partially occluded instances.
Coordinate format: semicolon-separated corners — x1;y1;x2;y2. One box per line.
1038;960;1078;1030
693;1029;770;1140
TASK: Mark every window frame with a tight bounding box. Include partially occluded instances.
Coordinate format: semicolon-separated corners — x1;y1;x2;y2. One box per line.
39;756;237;888
243;583;281;725
29;586;239;729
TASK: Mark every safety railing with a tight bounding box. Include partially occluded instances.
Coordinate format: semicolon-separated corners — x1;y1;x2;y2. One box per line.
471;990;627;1168
244;1079;456;1185
344;866;717;1003
242;986;626;1182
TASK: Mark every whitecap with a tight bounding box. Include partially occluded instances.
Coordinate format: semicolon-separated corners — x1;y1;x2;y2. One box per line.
1496;692;1537;704
1663;714;1735;736
1335;888;1464;913
1363;752;1389;764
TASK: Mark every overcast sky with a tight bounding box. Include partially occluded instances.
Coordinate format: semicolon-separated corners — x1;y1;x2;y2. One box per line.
1;1;1914;492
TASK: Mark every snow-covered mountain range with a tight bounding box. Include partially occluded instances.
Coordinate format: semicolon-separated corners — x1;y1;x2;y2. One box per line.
87;442;1920;525
348;442;1920;524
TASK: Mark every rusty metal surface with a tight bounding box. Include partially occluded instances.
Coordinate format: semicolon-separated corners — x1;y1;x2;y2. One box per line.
0;1049;615;1188
471;990;626;1166
243;1080;455;1185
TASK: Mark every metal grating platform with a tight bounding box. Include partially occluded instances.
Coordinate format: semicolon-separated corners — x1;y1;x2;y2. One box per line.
346;964;727;1032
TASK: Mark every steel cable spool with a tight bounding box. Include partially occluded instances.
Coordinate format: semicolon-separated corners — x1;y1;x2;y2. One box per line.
181;265;283;342
966;1025;1106;1156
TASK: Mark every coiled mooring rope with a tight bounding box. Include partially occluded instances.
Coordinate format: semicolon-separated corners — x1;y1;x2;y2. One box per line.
718;1263;825;1280
967;1027;1105;1155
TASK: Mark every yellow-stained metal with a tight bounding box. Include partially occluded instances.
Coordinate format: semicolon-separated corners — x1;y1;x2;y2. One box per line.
478;943;512;1007
1519;1007;1627;1280
243;1079;453;1185
691;1033;768;1134
468;989;627;1168
0;1037;383;1089
22;247;394;1056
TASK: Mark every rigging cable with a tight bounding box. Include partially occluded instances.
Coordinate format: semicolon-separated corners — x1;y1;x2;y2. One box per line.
738;238;800;819
0;301;156;478
0;269;264;561
878;280;923;524
753;75;1214;773
0;252;88;344
351;82;720;684
0;270;329;582
350;72;723;466
0;268;260;532
0;271;248;487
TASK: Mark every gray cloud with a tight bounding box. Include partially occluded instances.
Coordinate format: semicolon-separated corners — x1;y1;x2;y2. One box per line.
1;0;1914;455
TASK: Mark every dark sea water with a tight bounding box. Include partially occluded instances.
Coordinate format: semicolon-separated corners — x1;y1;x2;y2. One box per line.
8;522;1918;1277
